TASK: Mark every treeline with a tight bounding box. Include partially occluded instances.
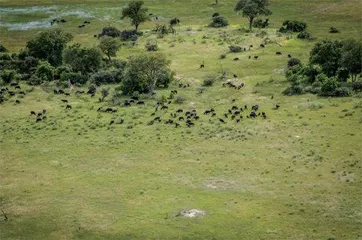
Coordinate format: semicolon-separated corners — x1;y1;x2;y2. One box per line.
283;39;362;97
0;28;173;96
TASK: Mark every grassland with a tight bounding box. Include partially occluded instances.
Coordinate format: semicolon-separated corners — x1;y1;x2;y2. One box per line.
0;0;362;239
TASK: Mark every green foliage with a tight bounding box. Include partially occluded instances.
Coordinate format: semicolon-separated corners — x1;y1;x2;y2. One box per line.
202;77;215;87
100;87;110;102
121;1;149;31
60;71;88;86
320;76;339;96
209;16;229;28
297;31;313;40
287;58;301;68
340;39;362;81
1;69;16;84
235;0;272;30
334;87;350;97
279;20;307;33
26;29;73;66
36;61;55;82
145;41;158;51
153;24;171;38
228;45;242;53
63;44;103;75
309;40;343;77
54;65;72;80
27;74;42;86
99;37;121;60
100;26;121;37
0;44;8;52
252;18;269;28
352;81;362;92
120;30;139;41
121;53;172;94
91;70;122;85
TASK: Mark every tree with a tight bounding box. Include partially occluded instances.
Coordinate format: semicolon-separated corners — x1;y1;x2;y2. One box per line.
99;37;121;60
26;29;73;66
234;0;272;30
309;40;343;77
121;54;173;94
121;1;149;32
63;44;103;75
340;39;362;82
100;88;110;102
36;61;55;82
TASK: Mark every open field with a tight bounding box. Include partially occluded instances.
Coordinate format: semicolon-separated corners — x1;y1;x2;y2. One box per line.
0;0;362;239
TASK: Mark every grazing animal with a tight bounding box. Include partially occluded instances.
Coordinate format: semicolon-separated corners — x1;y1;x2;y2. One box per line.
78;24;85;28
54;89;59;94
260;43;265;48
154;116;161;121
37;113;42;117
288;54;292;58
60;19;66;23
250;112;257;118
249;45;253;48
224;113;228;118
244;105;248;110
36;116;42;122
124;101;131;106
234;110;241;115
262;112;267;119
211;113;216;117
30;111;36;115
233;58;239;61
254;56;259;59
204;110;211;115
147;120;154;125
137;101;145;105
161;105;168;110
179;116;184;121
131;96;139;100
275;104;280;110
252;105;259;111
18;91;25;95
42;109;46;114
175;123;180;128
58;89;65;94
199;63;205;68
248;55;251;59
119;118;124;124
236;118;240;123
109;120;115;125
233;74;238;78
276;51;282;55
151;112;156;116
65;104;72;110
15;85;21;89
15;100;20;104
61;99;68;103
176;109;183;113
219;118;225;123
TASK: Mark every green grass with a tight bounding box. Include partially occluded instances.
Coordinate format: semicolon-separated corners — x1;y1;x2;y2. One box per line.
1;0;362;239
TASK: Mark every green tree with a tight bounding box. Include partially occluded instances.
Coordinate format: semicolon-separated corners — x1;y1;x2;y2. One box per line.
26;29;73;66
340;39;362;82
234;0;272;30
121;1;149;32
36;61;55;82
63;44;103;75
309;40;343;77
121;54;173;94
99;37;121;60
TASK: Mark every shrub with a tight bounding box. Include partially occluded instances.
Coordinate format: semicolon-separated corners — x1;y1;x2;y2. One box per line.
1;70;16;84
0;44;8;52
320;76;339;96
297;31;313;40
334;87;350;97
120;30;138;41
229;45;242;53
100;26;121;37
60;72;88;85
352;81;362;92
54;65;72;79
92;70;121;85
288;58;301;68
253;18;269;28
145;42;158;51
202;77;215;87
174;96;186;104
36;61;54;81
336;68;350;82
279;20;307;33
282;85;304;95
209;16;228;28
28;75;42;85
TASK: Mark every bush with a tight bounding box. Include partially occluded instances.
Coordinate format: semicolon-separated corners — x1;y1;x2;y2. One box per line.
229;45;242;53
336;68;350;82
288;58;301;68
282;85;304;95
352;81;362;92
28;75;42;85
36;61;54;81
100;26;121;37
334;87;350;97
297;31;313;40
0;44;8;52
92;70;122;85
253;18;269;28
279;20;307;33
209;16;228;28
60;72;87;86
174;96;186;104
202;77;215;87
54;65;72;79
145;42;158;51
320;76;339;96
120;30;138;41
1;70;16;84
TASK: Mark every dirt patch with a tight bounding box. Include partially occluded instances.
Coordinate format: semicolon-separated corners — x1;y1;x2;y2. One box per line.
204;178;236;190
178;209;206;218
